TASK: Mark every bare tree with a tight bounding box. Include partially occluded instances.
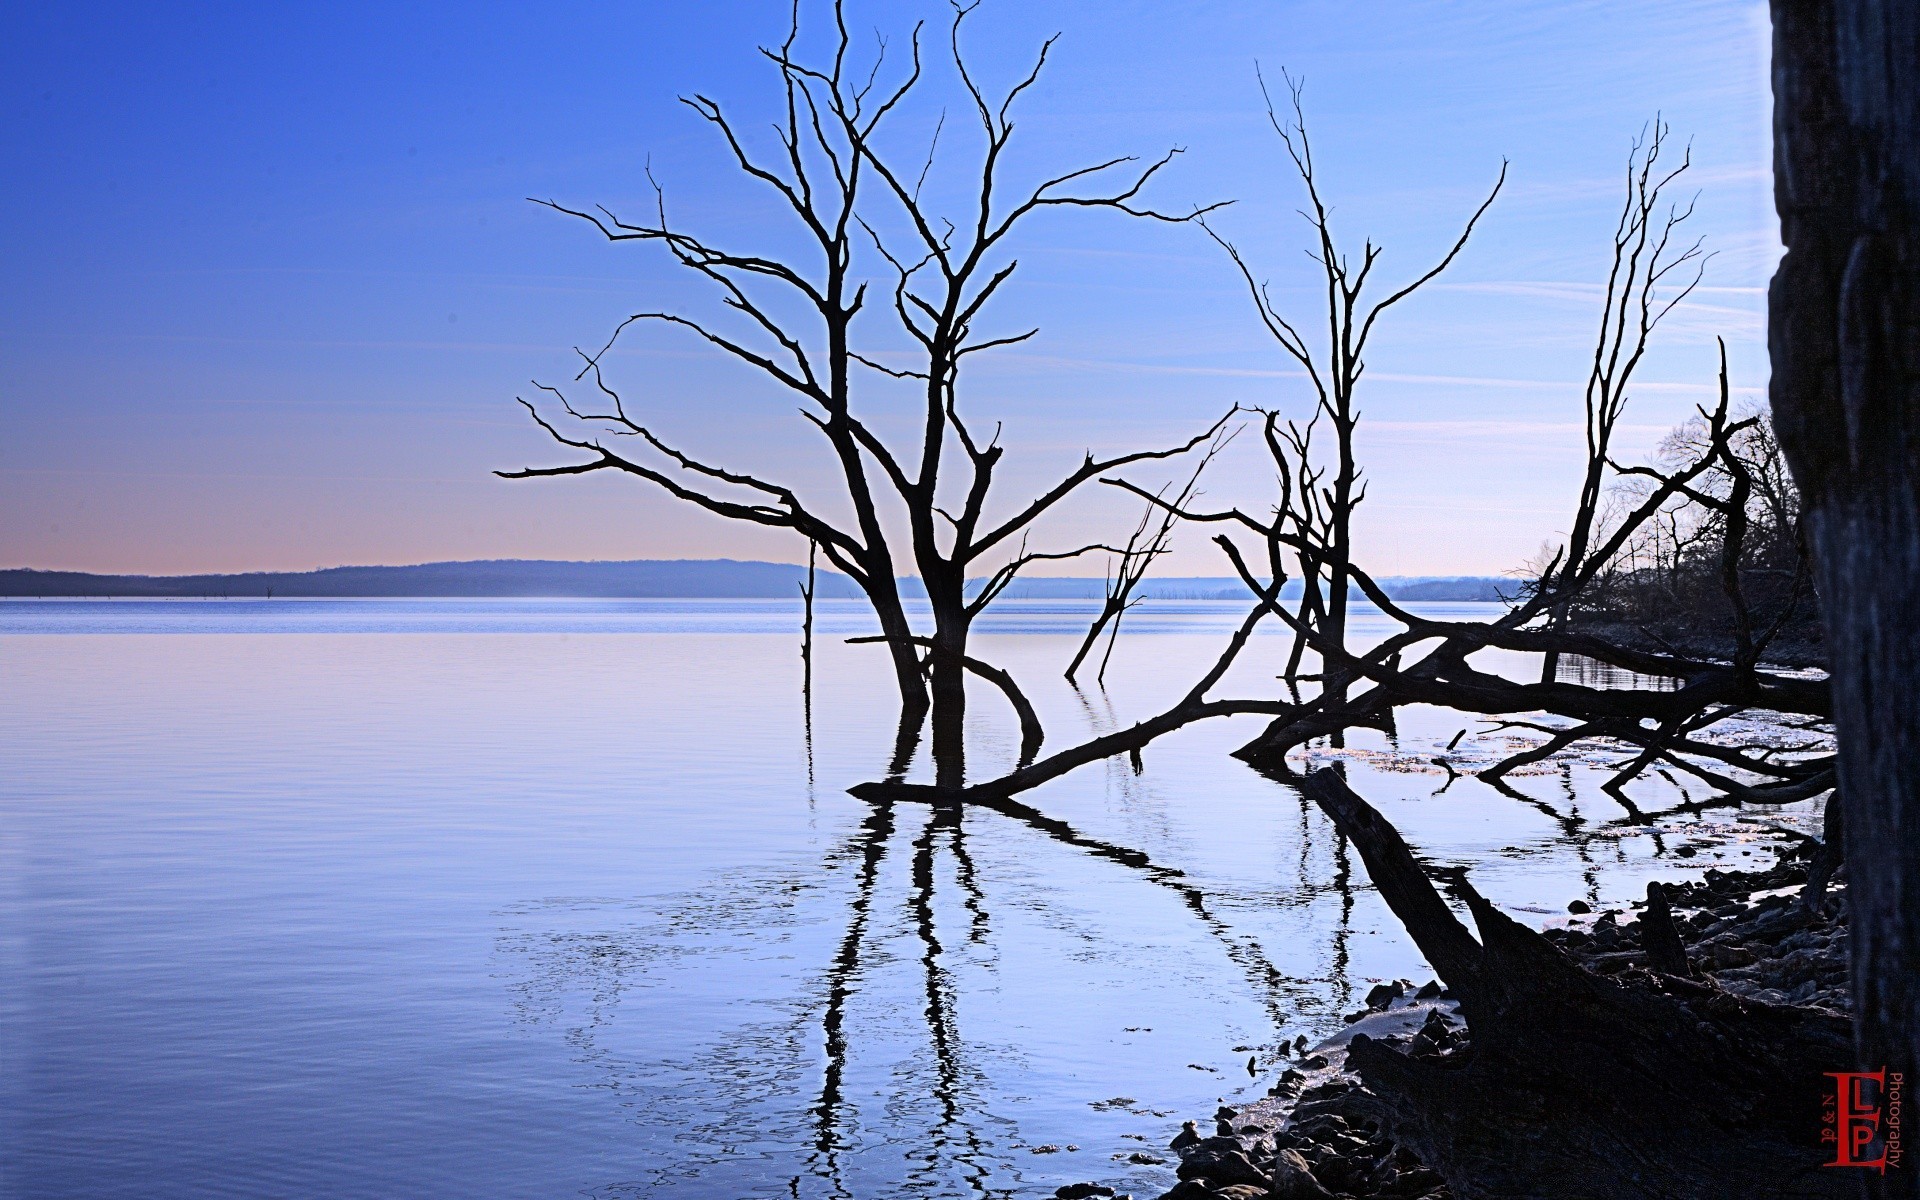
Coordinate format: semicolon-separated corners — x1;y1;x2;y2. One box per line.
875;131;1835;831
1587;400;1814;666
1200;70;1505;735
499;1;1231;784
1537;119;1708;681
500;3;927;728
1064;425;1237;685
837;3;1234;783
800;539;817;703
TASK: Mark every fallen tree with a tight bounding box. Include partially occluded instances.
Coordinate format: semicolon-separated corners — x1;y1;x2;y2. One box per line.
858;123;1836;843
1300;767;1851;1199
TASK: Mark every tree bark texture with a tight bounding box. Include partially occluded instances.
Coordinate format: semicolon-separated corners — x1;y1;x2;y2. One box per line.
1770;8;1920;1179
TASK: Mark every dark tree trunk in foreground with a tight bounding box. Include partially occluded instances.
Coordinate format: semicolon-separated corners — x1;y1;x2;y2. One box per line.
1301;769;1853;1200
1770;5;1920;1181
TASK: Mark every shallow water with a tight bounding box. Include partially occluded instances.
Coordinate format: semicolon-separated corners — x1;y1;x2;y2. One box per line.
0;599;1820;1198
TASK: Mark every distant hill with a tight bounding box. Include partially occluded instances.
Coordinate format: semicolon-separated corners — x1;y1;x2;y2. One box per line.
0;559;867;599
986;576;1514;602
1;560;1512;603
1384;576;1516;602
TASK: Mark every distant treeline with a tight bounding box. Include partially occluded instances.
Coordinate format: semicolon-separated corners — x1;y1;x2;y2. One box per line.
0;560;1511;603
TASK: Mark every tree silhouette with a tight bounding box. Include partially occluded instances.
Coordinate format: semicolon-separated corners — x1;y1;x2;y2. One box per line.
500;0;1231;786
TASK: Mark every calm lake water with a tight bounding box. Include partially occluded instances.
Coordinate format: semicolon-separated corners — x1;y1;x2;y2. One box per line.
0;598;1820;1198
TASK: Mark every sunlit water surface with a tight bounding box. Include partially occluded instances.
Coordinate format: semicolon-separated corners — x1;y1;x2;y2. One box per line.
0;599;1820;1198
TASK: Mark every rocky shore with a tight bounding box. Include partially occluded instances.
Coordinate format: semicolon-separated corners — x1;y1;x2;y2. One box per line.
1052;837;1847;1200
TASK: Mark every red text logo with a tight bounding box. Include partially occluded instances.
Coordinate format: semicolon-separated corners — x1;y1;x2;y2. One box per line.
1824;1070;1904;1171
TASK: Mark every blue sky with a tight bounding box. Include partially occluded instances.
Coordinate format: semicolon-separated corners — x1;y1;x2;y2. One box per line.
1;1;1775;577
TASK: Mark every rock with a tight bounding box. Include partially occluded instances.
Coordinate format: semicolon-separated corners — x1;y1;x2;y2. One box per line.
1174;1147;1269;1189
1211;1187;1267;1200
1302;1054;1329;1069
1054;1185;1114;1199
1169;1121;1201;1152
1568;899;1592;914
1414;979;1443;999
1305;1151;1362;1194
1215;1118;1235;1137
1709;942;1756;968
1289;1113;1349;1142
1193;1136;1244;1155
1365;981;1405;1009
1214;1105;1238;1121
1365;1154;1405;1193
1152;1182;1211;1200
1391;1165;1445;1195
1125;1152;1166;1166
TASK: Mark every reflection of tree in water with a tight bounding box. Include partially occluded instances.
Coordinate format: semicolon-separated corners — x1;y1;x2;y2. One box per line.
514;703;1691;1197
501;706;1736;1199
794;766;1335;1198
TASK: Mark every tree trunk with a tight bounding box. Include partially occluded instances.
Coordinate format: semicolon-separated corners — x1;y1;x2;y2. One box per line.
927;580;970;791
1299;768;1854;1199
1769;11;1920;1193
1322;567;1350;749
874;591;931;727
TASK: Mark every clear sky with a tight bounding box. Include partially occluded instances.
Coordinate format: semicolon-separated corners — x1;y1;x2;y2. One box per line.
1;1;1775;578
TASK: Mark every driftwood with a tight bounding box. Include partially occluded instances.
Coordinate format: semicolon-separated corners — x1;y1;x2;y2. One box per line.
1299;768;1852;1200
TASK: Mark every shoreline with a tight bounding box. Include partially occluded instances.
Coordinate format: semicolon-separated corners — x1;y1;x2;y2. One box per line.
1057;837;1844;1200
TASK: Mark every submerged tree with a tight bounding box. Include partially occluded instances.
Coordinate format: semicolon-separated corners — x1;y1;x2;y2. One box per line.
1064;425;1237;686
866;118;1836;839
1535;119;1708;683
500;0;1230;784
1201;71;1504;731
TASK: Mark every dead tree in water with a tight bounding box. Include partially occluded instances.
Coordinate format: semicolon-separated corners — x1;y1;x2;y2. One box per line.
1539;119;1708;682
840;4;1232;784
1301;768;1851;1200
857;118;1835;822
1065;426;1236;685
866;271;1835;821
499;0;1230;787
1201;70;1504;734
1769;0;1920;1172
800;540;817;706
1177;344;1836;805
